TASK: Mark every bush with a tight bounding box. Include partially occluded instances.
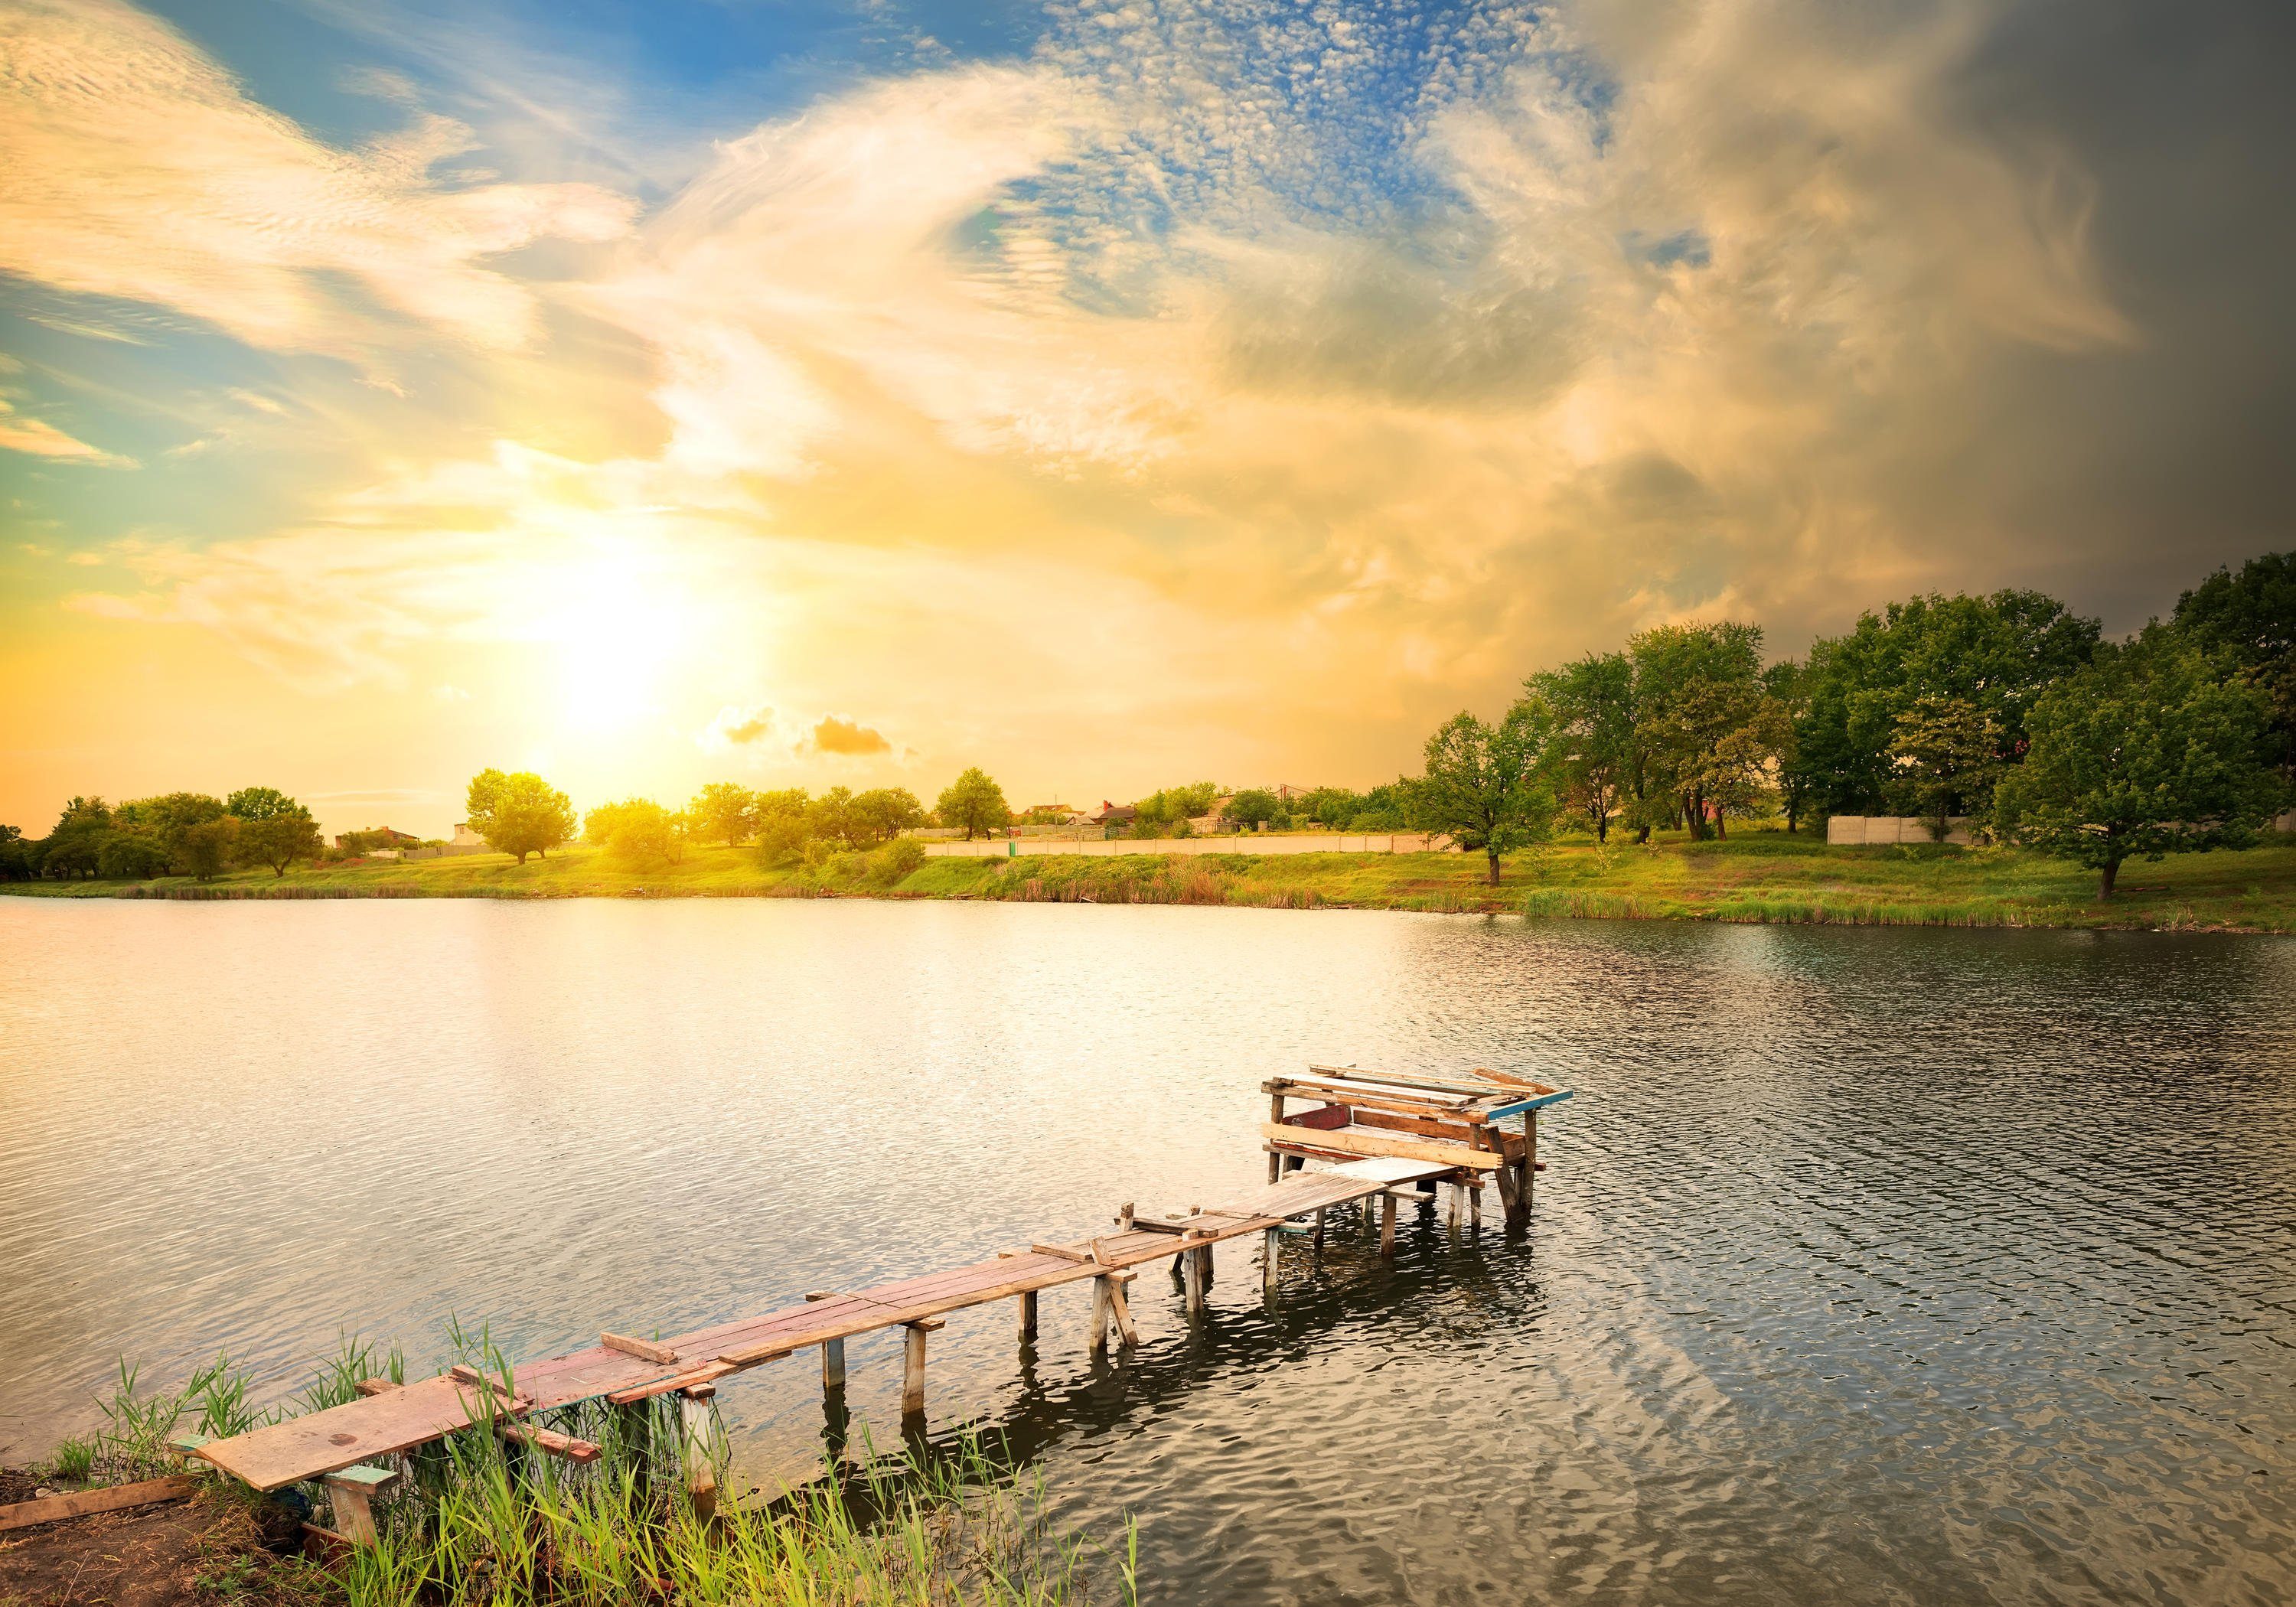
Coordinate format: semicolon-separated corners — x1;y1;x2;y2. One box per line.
756;815;807;869
869;836;926;886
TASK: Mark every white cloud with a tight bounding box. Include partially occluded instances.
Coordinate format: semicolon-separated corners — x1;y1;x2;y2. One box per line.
0;397;135;466
0;0;635;357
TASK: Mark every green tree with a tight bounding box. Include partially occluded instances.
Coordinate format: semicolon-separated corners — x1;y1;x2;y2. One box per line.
935;768;1011;840
1412;696;1561;884
1629;622;1779;839
1222;788;1280;830
119;792;228;875
1890;696;2002;839
2171;550;2294;798
0;824;31;882
752;787;811;868
1790;591;2101;821
227;787;321;876
465;769;575;863
1994;644;2280;898
97;833;171;878
42;796;113;878
1761;658;1814;833
1531;650;1636;843
851;787;926;846
178;816;240;881
807;786;860;847
690;782;758;846
589;798;687;865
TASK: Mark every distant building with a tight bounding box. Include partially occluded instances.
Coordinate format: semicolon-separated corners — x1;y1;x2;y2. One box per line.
1090;800;1138;830
450;822;486;848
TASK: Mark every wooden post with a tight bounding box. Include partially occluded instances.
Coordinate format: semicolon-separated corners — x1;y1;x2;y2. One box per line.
1106;1271;1140;1348
678;1385;718;1521
1090;1274;1114;1352
1313;1207;1326;1251
804;1292;846;1392
1527;1111;1538;1212
1446;1180;1463;1233
1379;1191;1397;1257
1182;1244;1207;1313
1267;1089;1286;1182
1262;1227;1280;1291
322;1465;397;1549
1017;1289;1038;1342
1469;1179;1482;1231
902;1319;943;1417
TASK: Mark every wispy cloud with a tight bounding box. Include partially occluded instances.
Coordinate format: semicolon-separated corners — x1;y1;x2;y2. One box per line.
0;397;135;465
0;0;634;359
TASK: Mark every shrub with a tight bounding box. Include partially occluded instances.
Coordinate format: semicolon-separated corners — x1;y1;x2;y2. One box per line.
870;836;926;886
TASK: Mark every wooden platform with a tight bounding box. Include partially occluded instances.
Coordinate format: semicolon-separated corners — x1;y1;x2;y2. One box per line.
197;1156;1453;1491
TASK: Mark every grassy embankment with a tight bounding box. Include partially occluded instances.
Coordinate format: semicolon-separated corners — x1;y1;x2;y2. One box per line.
10;831;2296;931
1;1344;1126;1607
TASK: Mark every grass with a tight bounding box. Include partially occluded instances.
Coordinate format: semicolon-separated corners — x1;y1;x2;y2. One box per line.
10;831;2296;932
23;1340;1129;1607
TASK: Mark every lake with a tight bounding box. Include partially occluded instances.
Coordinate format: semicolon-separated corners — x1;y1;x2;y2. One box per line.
2;898;2292;1605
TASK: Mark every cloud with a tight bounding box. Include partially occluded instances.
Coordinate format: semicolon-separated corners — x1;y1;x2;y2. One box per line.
804;715;891;756
0;399;135;466
0;0;634;357
699;703;775;750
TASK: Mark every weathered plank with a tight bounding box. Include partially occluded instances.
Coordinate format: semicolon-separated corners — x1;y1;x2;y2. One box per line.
0;1476;197;1532
1261;1120;1503;1170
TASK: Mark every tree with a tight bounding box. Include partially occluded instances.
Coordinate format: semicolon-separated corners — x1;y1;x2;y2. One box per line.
1790;591;2101;821
42;796;113;878
1994;644;2280;898
227;787;321;876
851;787;926;846
1412;696;1561;884
1890;696;2001;839
1531;650;1636;843
589;798;687;865
807;786;860;847
1222;788;1280;830
465;769;575;863
2172;550;2294;797
690;783;758;846
0;825;31;882
96;833;171;879
936;768;1011;840
120;792;228;875
1629;623;1779;839
751;788;810;868
178;817;240;881
1762;659;1813;833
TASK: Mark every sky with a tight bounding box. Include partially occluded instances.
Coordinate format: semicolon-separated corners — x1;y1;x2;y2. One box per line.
2;0;2292;837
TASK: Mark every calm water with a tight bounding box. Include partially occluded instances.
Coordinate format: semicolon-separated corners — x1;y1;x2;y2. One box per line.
2;898;2293;1605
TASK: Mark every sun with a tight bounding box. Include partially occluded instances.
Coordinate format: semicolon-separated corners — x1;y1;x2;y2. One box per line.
538;540;696;736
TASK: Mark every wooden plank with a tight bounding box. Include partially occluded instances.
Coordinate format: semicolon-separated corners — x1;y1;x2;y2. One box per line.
0;1476;196;1532
501;1423;601;1463
1260;1120;1503;1170
1485;1089;1575;1118
1349;1108;1487;1143
602;1332;678;1364
199;1374;534;1491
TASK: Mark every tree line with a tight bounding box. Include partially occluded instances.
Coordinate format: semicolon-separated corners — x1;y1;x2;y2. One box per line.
6;553;2285;899
1407;550;2292;894
0;788;322;882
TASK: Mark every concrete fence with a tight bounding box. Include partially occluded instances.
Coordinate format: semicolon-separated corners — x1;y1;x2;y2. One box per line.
1827;815;1972;846
924;832;1452;859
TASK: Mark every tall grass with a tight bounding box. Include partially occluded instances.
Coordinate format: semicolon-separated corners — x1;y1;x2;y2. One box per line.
44;1341;1130;1606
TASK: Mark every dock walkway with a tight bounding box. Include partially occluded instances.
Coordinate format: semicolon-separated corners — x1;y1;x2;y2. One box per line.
202;1156;1450;1494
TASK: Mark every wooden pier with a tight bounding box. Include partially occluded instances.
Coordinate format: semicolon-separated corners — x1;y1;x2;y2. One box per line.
192;1065;1572;1541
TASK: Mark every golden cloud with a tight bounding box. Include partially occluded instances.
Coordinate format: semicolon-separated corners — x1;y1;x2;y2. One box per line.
805;715;891;757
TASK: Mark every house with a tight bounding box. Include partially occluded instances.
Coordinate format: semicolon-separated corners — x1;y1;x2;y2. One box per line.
450;822;487;848
1090;800;1138;831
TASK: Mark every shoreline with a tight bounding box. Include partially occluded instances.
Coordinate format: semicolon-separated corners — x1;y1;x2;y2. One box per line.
7;835;2294;933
